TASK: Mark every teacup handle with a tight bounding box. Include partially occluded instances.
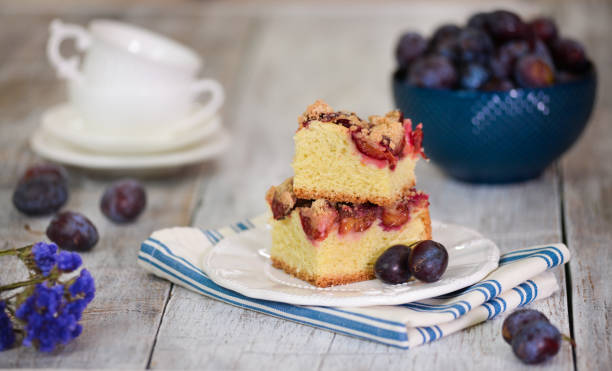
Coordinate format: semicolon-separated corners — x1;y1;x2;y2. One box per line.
188;79;225;124
47;20;91;83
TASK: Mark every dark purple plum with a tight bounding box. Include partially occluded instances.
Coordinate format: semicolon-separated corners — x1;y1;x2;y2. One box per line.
12;163;70;216
552;38;589;73
502;309;549;344
408;55;458;89
514;54;555;88
457;27;494;64
467;12;489;30
394;10;592;92
100;179;147;223
428;35;460;63
46;211;99;252
460;63;490;90
13;178;68;216
408;240;448;282
430;24;462;46
486;10;527;42
19;163;68;185
529;17;558;45
481;78;515;91
489;40;530;78
531;38;554;66
557;70;581;83
512;320;561;364
396;32;427;69
374;245;412;284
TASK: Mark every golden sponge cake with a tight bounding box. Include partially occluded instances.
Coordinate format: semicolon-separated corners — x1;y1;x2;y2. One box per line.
266;179;431;287
292;100;426;207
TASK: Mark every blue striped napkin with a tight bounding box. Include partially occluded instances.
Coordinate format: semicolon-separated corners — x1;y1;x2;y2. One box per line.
138;215;569;349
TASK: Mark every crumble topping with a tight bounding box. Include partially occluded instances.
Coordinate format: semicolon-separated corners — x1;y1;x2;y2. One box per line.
298;100;367;130
298;100;424;169
367;111;405;153
265;178;297;220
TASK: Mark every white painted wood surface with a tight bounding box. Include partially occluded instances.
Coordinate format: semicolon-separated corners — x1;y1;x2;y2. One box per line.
0;1;609;370
560;2;612;370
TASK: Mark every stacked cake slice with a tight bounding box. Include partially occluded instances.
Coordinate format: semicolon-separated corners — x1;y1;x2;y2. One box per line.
266;100;431;287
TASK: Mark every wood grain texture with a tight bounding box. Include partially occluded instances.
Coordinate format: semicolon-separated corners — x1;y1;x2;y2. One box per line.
150;3;573;370
560;2;612;370
0;13;202;368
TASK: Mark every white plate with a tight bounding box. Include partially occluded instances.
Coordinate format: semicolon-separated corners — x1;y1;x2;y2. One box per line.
202;221;500;307
41;104;222;154
30;127;229;171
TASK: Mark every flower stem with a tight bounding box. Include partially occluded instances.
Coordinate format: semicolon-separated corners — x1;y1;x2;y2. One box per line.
0;248;17;257
0;244;34;257
0;276;48;292
0;292;19;301
562;334;577;347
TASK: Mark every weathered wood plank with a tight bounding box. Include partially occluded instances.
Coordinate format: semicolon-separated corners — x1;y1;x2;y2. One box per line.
133;11;263;370
0;14;202;368
560;1;612;370
150;3;572;370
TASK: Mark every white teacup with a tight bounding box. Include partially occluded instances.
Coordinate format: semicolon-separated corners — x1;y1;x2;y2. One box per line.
47;19;224;132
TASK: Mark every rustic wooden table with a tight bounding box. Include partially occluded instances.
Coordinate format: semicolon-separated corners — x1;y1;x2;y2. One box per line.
0;0;610;369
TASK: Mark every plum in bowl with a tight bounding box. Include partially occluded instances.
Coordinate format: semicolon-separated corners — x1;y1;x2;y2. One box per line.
392;10;597;183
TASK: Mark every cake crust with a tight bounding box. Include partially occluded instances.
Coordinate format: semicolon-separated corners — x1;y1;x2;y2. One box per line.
271;256;374;288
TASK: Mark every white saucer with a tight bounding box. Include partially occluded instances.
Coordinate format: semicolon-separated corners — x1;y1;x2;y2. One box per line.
201;221;500;307
30;126;230;171
41;104;222;154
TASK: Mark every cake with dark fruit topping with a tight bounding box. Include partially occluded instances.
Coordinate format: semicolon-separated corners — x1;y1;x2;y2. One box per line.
292;100;426;207
266;178;431;287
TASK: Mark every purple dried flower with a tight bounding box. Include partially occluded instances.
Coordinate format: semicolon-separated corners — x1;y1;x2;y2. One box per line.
32;242;58;276
57;251;82;272
2;241;95;353
69;269;95;304
0;301;15;351
16;281;90;352
64;299;88;321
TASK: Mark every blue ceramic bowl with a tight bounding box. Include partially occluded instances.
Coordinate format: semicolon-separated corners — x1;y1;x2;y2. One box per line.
392;70;597;183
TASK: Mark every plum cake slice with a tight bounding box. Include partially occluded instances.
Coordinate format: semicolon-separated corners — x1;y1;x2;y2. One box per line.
292;100;426;207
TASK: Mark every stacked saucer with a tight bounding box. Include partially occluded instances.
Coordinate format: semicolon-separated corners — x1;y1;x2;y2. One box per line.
30;103;229;172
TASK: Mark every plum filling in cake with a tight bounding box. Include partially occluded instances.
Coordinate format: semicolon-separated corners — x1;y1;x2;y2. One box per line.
379;191;429;231
337;203;380;235
265;178;296;220
298;100;426;170
266;178;429;243
298;200;338;242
